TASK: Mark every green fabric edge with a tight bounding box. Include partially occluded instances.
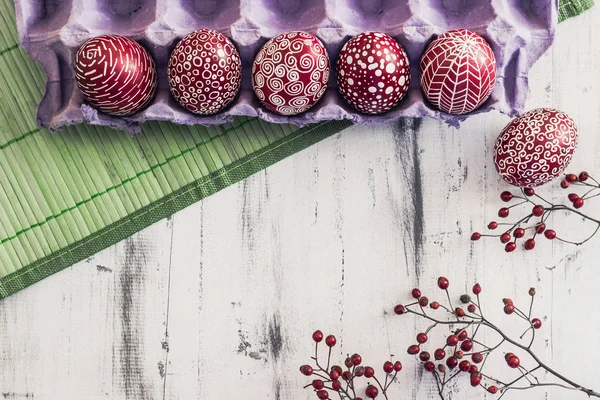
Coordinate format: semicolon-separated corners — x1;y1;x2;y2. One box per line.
559;0;595;22
0;120;352;298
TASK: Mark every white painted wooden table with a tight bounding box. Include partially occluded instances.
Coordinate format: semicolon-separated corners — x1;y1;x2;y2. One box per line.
2;9;600;400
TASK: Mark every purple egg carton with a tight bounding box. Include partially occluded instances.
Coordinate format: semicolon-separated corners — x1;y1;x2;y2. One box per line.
14;0;557;132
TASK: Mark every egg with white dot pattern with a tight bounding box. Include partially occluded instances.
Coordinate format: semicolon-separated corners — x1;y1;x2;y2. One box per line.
337;32;410;115
168;29;242;115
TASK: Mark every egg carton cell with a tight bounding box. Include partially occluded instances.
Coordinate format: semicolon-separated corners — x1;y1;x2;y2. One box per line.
14;0;556;132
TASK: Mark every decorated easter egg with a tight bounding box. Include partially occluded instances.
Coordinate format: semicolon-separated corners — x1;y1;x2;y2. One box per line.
494;108;578;187
168;29;242;115
337;32;410;114
420;29;496;115
252;31;330;116
75;35;157;116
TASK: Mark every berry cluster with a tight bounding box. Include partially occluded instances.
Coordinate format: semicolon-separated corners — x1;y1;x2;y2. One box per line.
300;331;402;399
394;277;599;399
471;172;600;252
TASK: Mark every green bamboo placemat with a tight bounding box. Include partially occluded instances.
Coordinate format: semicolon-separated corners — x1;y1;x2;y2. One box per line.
0;0;593;298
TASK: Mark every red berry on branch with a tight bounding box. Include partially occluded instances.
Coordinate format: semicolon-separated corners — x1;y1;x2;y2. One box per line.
325;335;337;347
351;354;362;366
459;360;471;372
561;179;570;189
532;205;544;216
365;385;379;399
467;304;476;313
566;173;578;183
345;357;353;368
393;361;403;372
330;370;340;380
455;307;465;317
312;330;324;343
460;340;473;352
568;193;579;202
407;345;420;355
470;372;482;386
503;298;513;305
446;356;459;369
513;228;525;238
469;365;479;374
504;304;515;314
317;389;329;399
332;380;341;391
438;276;450;290
471;232;481;241
524;238;536;250
383;361;394;373
472;353;483;364
438;364;446;373
455;350;464;359
488;221;498;230
434;348;446;360
545;229;557;240
355;366;365;377
300;365;313;376
535;222;546;234
430;301;440;310
419;351;431;362
419;297;429;307
331;365;343;375
507;355;520;369
394;304;406;315
573;198;585;209
524;188;535;196
529;287;536;296
500;191;513;202
488;385;499;394
457;330;468;341
473;283;482;295
364;366;375;378
424;361;435;372
312;380;325;390
498;208;510;218
416;333;428;344
532;318;542;329
500;233;511;243
580;171;589;181
412;288;421;299
505;242;517;252
447;335;459;346
342;371;352;381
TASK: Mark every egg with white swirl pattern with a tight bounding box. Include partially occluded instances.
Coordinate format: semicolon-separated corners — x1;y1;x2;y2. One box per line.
493;108;578;187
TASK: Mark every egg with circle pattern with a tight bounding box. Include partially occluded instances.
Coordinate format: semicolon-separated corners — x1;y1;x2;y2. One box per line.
337;32;410;114
420;29;496;115
75;35;157;116
168;29;242;115
252;31;330;116
493;108;578;187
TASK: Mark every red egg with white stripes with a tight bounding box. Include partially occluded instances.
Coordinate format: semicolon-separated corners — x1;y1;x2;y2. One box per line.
420;29;496;115
75;35;157;116
168;29;242;115
252;31;330;116
337;32;410;114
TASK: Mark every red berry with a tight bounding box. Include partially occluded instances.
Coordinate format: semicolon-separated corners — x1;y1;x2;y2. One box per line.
472;353;483;364
355;366;365;377
312;330;324;343
332;381;341;391
535;222;546;234
471;232;481;241
330;370;340;380
498;207;510;218
331;365;343;375
341;371;352;381
532;318;542;329
504;352;515;362
457;330;468;341
438;276;450;290
325;335;337;347
488;385;499;394
503;298;513;305
312;380;324;390
365;385;379;399
446;356;458;369
504;304;515;314
507;355;520;368
345;357;353;368
407;345;420;355
424;361;435;372
488;221;498;230
419;296;429;307
470;372;482;387
437;364;446;373
455;307;465;317
568;193;579;202
383;361;394;373
513;228;525;238
524;188;535;196
351;354;362;366
459;360;471;372
500;191;513;202
430;301;440;310
317;390;329;399
545;229;557;240
500;233;511;243
447;335;459;346
469;365;479;373
364;366;375;378
561;179;570;189
393;361;403;372
573;198;585;209
455;351;464;359
580;171;589;181
394;304;406;315
300;365;313;376
434;348;446;360
467;304;476;313
524;238;536;250
505;242;517;252
460;340;473;352
416;333;428;344
532;205;544;217
566;173;578;183
472;283;482;295
419;351;431;362
411;288;421;299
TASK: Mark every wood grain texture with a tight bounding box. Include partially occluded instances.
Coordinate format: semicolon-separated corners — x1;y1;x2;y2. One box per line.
2;9;600;400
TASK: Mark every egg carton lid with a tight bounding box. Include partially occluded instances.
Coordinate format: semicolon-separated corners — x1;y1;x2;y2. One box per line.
14;0;557;132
